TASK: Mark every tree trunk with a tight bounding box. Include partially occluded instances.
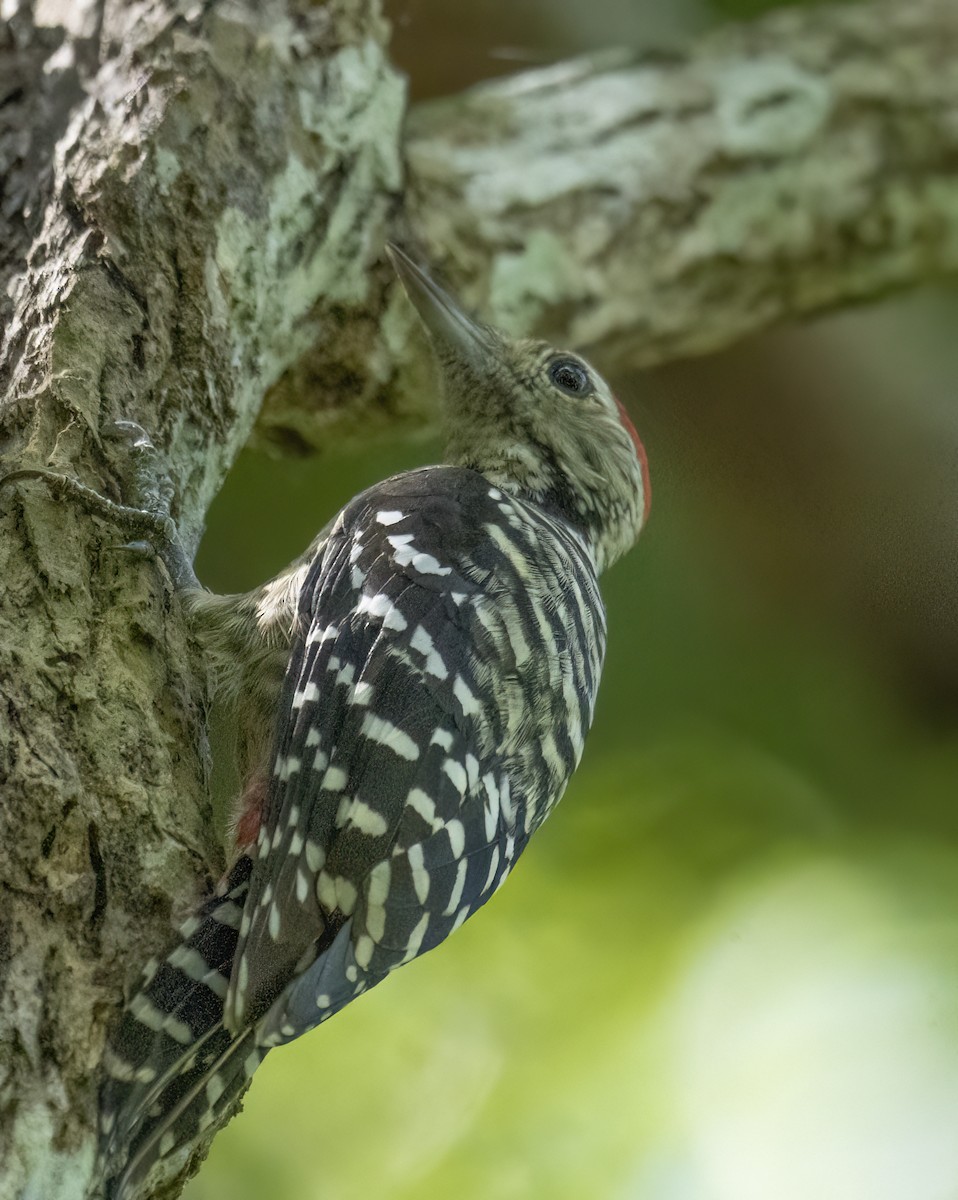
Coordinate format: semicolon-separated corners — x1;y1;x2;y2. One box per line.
0;1;956;1198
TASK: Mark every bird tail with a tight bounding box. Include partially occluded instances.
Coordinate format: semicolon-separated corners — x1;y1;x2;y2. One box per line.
97;855;268;1199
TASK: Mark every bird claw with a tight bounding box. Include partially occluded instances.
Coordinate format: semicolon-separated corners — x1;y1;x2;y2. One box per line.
106;539;156;560
1;424;200;592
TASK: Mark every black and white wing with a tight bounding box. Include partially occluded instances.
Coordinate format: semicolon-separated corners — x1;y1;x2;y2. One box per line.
227;464;604;1044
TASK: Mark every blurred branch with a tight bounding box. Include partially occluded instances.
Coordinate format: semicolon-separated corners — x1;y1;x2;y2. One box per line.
402;0;958;370
264;0;958;443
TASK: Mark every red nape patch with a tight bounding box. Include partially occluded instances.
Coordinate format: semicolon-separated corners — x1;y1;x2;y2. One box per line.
615;397;651;521
233;772;268;851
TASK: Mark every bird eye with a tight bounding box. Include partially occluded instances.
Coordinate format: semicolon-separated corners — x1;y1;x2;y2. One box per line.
548;358;590;397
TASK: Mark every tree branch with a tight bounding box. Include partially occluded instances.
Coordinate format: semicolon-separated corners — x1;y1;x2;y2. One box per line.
0;2;402;1197
264;0;958;445
412;0;958;358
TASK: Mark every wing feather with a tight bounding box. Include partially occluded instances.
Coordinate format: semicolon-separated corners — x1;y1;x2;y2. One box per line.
224;467;602;1039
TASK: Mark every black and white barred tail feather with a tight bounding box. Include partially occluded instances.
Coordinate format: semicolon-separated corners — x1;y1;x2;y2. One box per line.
98;858;261;1199
105;1031;263;1200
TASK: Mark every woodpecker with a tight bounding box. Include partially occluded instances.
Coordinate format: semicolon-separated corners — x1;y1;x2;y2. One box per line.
95;244;650;1198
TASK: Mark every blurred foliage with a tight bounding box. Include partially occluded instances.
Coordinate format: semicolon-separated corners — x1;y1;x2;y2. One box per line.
708;0;867;20
187;1;958;1197
387;0;708;101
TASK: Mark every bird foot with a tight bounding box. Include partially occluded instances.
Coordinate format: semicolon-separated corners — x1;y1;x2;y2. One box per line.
1;422;200;591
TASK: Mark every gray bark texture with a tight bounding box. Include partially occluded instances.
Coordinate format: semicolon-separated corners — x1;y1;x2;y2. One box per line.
0;0;956;1197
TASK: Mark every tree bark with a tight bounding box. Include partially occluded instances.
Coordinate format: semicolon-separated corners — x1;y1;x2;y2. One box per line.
0;0;955;1198
0;3;403;1197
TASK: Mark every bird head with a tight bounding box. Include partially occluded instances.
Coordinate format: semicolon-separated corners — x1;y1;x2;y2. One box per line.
388;243;650;572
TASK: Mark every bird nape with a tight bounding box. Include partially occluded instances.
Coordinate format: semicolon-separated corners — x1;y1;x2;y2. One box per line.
95;243;650;1199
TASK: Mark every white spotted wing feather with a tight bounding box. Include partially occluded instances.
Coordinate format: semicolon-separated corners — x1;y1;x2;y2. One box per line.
226;465;606;1042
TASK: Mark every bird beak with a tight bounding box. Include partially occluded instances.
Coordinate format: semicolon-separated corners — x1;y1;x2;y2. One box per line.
386;242;497;369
